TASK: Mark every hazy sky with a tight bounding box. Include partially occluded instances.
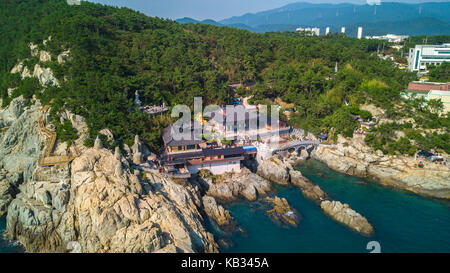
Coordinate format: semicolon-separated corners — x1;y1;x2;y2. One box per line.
88;0;448;21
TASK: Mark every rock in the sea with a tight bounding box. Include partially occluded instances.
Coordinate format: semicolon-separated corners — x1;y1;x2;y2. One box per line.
320;200;374;236
290;170;328;204
265;196;300;227
241;184;257;201
202;196;233;226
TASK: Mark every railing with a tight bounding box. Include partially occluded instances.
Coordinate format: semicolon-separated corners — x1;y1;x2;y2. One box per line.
38;105;78;167
272;140;321;154
162;172;191;179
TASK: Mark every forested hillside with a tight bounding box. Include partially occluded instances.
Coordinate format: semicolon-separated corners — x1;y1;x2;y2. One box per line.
0;0;448;154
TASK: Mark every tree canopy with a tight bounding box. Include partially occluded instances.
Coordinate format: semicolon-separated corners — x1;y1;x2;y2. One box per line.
0;0;448;154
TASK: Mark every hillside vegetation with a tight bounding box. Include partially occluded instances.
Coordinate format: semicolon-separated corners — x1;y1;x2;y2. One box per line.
0;0;448;154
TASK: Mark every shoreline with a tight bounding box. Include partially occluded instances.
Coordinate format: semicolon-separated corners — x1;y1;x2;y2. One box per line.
308;135;450;200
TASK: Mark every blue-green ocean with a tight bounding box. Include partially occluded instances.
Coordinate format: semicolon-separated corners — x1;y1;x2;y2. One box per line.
0;217;23;253
218;160;450;253
1;160;449;253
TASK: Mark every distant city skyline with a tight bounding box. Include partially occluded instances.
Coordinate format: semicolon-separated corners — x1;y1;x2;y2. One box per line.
87;0;448;21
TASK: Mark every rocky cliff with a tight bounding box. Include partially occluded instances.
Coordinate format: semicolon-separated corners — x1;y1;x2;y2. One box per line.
0;98;218;253
192;168;273;202
312;135;450;199
0;97;43;216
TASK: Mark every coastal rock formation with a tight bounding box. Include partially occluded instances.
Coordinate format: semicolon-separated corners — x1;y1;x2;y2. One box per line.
320;200;374;236
0;171;22;216
202;196;233;226
256;155;374;236
290;170;328;204
312;135;450;199
1;98;218;253
257;157;291;186
0;97;43;217
194;168;272;202
5;146;218;253
265;196;300;227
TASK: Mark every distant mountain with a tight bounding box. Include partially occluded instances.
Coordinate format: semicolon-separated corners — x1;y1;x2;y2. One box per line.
216;2;450;36
176;17;223;27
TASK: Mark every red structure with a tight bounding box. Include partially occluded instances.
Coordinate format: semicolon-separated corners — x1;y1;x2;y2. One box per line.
408;81;450;92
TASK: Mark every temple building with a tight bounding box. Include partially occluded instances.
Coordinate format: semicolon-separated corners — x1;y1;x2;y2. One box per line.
161;122;255;177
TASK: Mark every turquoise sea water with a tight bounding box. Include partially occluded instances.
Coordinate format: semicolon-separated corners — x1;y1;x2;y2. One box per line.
1;159;449;253
0;217;23;253
220;160;450;253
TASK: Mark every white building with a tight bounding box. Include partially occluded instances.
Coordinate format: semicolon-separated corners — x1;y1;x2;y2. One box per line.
312;27;320;36
341;27;346;34
408;44;450;72
357;27;363;39
296;27;320;36
366;34;408;43
325;27;330;35
367;0;381;5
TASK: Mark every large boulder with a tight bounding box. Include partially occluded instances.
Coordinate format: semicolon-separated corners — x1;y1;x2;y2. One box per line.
290;170;327;204
202;196;233;226
320;200;374;236
265;196;300;227
195;168;272;202
257;157;291;186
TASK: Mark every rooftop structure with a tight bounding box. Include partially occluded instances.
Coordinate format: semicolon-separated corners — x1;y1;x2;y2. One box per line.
366;34;409;43
162;122;203;151
210;106;290;143
134;90;169;116
296;27;320;36
161;122;255;176
408;44;450;72
140;104;168;116
408;81;450;92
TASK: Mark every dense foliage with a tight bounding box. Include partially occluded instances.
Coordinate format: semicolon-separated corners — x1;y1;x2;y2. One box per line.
428;62;450;83
0;0;448;155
